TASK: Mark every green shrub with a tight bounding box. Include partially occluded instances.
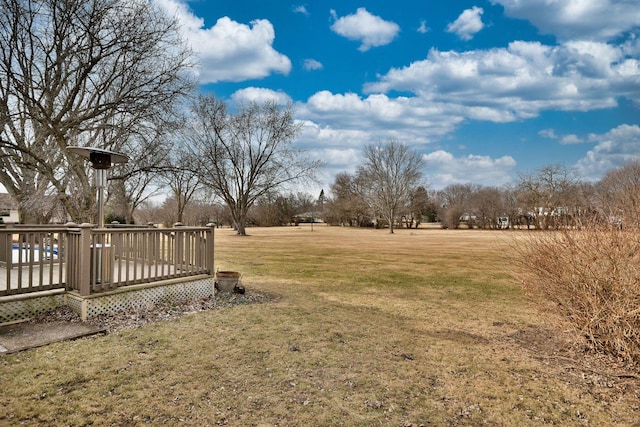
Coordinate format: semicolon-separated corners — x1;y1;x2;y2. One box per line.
104;213;127;225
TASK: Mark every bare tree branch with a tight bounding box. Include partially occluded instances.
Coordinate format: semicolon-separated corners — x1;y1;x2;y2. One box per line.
0;0;194;223
357;140;424;233
188;95;322;235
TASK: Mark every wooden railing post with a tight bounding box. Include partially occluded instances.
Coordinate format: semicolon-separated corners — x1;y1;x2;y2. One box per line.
0;223;8;268
78;223;93;296
63;222;77;292
174;222;184;272
206;223;215;274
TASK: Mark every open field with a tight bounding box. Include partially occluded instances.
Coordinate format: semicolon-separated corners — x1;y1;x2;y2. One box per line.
1;225;638;426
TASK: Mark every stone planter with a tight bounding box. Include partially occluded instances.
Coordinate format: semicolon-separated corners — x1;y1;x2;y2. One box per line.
215;271;241;292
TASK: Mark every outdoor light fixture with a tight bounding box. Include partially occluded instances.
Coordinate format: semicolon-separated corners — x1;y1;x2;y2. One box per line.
66;146;128;287
67;146;129;228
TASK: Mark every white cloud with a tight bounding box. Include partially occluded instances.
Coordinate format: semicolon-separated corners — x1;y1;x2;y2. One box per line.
576;124;640;179
417;20;429;34
559;134;584;145
363;40;639;122
296;91;463;142
297;119;371;150
294;121;370;186
155;0;291;83
539;128;557;139
153;0;640;193
320;148;362;167
303;59;323;71
293;92;462;189
302;148;361;196
540;129;585;145
293;90;517;190
330;8;400;51
293;5;309;15
492;0;640;42
423;150;517;189
230;87;292;105
557;41;622;78
295;123;517;190
447;7;485;41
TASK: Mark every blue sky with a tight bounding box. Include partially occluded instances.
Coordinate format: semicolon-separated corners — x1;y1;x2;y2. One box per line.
156;0;640;192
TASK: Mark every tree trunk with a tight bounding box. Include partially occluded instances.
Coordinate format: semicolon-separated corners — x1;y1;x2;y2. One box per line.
18;204;43;224
236;222;247;236
232;204;248;236
388;208;395;234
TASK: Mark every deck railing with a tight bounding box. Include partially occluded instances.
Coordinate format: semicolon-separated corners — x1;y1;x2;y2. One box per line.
1;223;214;297
0;225;67;296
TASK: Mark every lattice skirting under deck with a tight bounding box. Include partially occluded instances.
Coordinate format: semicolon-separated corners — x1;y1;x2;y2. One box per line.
0;275;215;324
0;290;66;324
67;275;215;320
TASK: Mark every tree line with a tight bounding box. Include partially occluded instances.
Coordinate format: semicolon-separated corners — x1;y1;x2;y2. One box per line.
139;142;640;235
324;161;640;231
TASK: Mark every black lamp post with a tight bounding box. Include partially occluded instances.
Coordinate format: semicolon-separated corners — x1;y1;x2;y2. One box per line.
67;146;128;227
66;146;128;287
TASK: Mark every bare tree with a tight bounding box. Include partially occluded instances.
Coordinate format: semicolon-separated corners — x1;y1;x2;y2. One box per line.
161;147;202;224
317;189;326;221
500;184;523;229
436;183;475;229
325;172;369;226
595;160;640;229
250;191;317;227
517;164;580;229
470;186;504;229
0;0;193;223
107;167;161;225
404;185;433;228
188;95;321;236
251;191;288;227
357;140;425;234
106;123;177;223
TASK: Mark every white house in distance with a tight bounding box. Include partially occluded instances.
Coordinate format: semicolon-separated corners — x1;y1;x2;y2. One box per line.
0;193;19;224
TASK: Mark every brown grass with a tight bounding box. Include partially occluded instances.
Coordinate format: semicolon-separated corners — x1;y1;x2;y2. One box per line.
1;225;638;426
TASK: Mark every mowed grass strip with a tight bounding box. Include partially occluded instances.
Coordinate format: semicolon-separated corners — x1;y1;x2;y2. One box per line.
1;226;637;426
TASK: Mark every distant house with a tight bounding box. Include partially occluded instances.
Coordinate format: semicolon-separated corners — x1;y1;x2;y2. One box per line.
292;212;322;224
0;193;19;223
497;215;510;229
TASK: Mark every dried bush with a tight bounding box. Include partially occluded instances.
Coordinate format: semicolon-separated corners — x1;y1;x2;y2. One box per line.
515;226;640;364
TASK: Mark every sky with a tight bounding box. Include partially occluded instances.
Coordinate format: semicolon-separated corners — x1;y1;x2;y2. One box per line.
128;1;640;193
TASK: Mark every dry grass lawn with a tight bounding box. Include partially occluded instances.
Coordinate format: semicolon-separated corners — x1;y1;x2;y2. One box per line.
1;225;638;426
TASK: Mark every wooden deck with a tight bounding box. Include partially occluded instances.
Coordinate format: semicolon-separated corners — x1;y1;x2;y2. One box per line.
1;224;214;323
1;224;214;298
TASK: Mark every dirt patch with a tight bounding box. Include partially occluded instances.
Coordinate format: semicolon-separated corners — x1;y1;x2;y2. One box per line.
508;325;640;407
509;324;576;359
429;328;490;345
